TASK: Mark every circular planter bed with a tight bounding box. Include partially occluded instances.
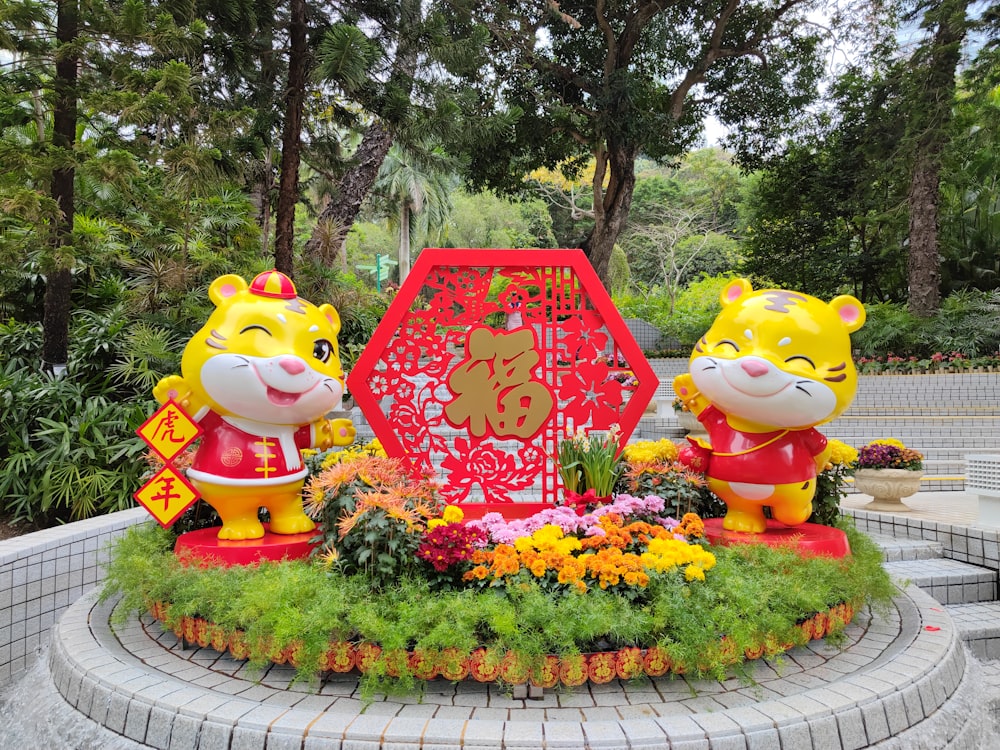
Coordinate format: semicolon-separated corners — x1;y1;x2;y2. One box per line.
151;599;859;687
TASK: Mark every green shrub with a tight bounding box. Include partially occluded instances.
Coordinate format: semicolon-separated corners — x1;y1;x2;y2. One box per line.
852;291;1000;359
0;360;148;523
103;522;896;693
663;273;737;347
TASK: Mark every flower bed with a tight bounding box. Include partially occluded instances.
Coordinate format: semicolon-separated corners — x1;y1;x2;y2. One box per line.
108;439;895;695
855;352;1000;375
150;599;858;687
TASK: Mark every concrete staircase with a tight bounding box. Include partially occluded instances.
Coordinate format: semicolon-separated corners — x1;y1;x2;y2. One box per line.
869;530;1000;660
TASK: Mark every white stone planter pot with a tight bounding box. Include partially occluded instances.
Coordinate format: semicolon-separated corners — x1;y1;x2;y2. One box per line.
675;410;707;437
854;468;924;512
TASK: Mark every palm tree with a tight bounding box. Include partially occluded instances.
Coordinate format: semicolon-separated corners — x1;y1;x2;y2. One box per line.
371;143;459;282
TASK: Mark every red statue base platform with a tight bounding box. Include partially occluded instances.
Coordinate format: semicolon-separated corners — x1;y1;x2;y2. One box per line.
174;525;317;567
704;518;851;558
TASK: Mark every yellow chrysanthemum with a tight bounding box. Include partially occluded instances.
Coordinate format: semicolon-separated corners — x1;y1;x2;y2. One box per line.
427;518;446;530
442;505;464;524
316;546;340;568
684;565;706;582
623;439;680;465
871;438;905;449
826;439;859;467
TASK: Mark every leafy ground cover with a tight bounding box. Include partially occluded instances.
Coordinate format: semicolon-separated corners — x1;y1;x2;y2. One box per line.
103;513;894;696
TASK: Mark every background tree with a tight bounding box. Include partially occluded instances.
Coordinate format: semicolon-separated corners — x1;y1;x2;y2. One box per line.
903;0;973;316
367;141;459;281
42;0;78;376
451;0;843;289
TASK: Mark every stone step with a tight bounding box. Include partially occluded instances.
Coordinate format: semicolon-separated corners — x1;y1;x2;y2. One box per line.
868;533;945;562
944;601;1000;660
883;558;998;605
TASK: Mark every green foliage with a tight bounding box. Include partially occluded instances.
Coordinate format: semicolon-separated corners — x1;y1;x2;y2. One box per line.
0;343;149;524
305;453;444;587
441;191;557;249
103;523;895;689
612;285;675;333
852;290;1000;358
626;467;725;520
556;428;624;497
663;273;738;347
810;466;855;528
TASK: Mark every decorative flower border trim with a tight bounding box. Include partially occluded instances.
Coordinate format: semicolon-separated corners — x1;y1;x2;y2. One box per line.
149;600;857;687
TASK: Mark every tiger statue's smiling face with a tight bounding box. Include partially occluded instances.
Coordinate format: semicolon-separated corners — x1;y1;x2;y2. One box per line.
689;280;865;430
181;272;346;426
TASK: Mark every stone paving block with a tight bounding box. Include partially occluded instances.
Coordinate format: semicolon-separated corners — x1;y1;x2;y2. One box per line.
432;706;472;721
145;706;175;750
458;718;504;748
469;707;507;722
502;719;543;748
579;705;622;721
418;718;466;747
743;727;781;750
901;683;926;725
807;714;841;750
305;737;344;750
197;720;233;750
343;713;394;743
777;722;812;750
668;740;709;750
74;676;96;715
267;732;311;750
860;700;891;744
234;704;290;732
170;714;205;750
543;719;586;748
690;710;743;736
655;713;708;742
616;703;659;720
230;727;268;750
618;718;668;748
580;719;627;748
754;700;808;727
836;706;867;750
105;690;131;733
124;699;152;742
881;691;910;735
721;706;775;733
710;733;749;750
179;692;234;720
87;682;112;723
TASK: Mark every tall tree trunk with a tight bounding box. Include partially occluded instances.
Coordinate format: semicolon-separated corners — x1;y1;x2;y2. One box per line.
582;143;638;289
399;201;411;283
273;0;308;276
905;0;968;317
907;152;943;315
302;0;421;268
41;0;78;376
251;148;274;257
302;122;394;263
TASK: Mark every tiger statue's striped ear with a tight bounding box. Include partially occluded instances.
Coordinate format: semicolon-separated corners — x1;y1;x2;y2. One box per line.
719;278;753;307
208;275;248;307
828;295;866;333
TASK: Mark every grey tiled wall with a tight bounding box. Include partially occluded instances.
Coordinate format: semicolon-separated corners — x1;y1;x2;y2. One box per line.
0;507;148;685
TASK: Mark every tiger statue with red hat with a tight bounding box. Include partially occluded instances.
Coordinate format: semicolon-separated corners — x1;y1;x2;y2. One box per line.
153;270;356;540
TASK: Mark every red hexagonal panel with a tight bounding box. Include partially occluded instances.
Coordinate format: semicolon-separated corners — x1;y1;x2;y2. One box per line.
347;249;658;515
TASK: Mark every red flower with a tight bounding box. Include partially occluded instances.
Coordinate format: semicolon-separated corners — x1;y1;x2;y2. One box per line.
417;523;487;571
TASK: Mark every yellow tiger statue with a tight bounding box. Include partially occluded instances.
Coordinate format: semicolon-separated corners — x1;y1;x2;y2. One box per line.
673;279;865;533
153;271;356;540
